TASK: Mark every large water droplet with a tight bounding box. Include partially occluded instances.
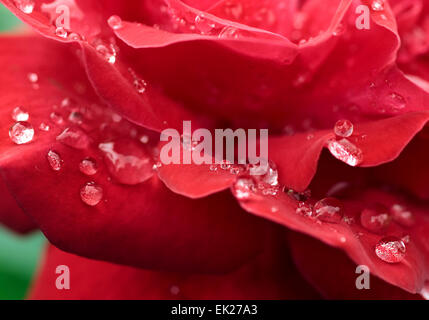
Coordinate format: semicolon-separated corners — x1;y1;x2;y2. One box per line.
57;127;91;149
80;182;103;206
108;15;123;30
11;106;29;121
390;204;415;227
47;150;63;171
231;176;257;200
99;138;154;185
79;158;98;176
314;197;343;223
360;204;391;233
334;119;353;138
327;138;363;166
9;122;34;144
14;0;34;14
96;43;116;64
375;236;406;263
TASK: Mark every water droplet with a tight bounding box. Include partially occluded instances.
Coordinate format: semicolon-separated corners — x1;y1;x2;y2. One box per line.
170;285;180;295
390;204;415;227
134;78;148;94
27;72;38;83
57;127;91;149
14;0;34;14
371;0;384;11
334;119;354;138
218;26;240;39
296;202;313;217
96;44;116;64
11;106;29;121
68;32;83;41
313;197;343;223
39;122;50;131
375;236;406;263
50;112;64;125
332;23;345;36
230;165;244;175
68;111;84;124
55;27;68;38
9;122;34;144
139;135;149;144
79;158;98;176
327;138;363;166
262;161;278;186
107;15;123;30
360;204;391;233
47;150;63;171
194;14;215;34
385;92;406;112
99;139;154;185
209;164;218;172
80;182;103;206
231;176;257;200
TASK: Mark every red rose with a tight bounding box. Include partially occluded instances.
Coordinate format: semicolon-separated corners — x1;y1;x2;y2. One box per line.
1;0;429;299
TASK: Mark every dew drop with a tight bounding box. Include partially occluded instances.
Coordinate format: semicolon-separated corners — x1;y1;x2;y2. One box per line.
209;164;218;172
39;122;50;132
50;112;64;125
57;127;91;149
98;139;154;185
220;160;232;170
360;204;391;233
80;182;103;206
79;158;98;176
96;44;116;64
194;14;215;34
371;0;384;11
390;204;415;227
375;236;406;263
68;111;84;124
107;15;123;30
11;106;29;121
9;122;34;144
14;0;34;14
27;72;38;83
231;176;257;200
170;285;180;296
134;78;148;94
327;138;363;166
139;135;149;144
218;26;240;39
68;32;83;41
47;150;63;171
55;26;68;38
334;119;354;138
385;92;407;111
313;197;343;223
332;23;345;36
296;202;313;217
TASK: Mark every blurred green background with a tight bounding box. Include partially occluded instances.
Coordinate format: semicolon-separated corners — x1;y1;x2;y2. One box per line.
0;4;47;300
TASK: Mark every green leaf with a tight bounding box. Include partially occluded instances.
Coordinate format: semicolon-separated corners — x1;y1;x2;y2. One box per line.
0;3;22;31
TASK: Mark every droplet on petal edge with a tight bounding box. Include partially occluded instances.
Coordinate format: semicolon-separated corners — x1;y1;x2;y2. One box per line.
11;106;29;121
55;27;68;38
108;15;123;30
313;197;343;223
47;150;63;171
334;119;354;138
327;138;363;167
375;236;406;263
79;158;98;176
9;122;34;145
14;0;34;14
80;182;103;206
231;176;257;200
390;204;415;227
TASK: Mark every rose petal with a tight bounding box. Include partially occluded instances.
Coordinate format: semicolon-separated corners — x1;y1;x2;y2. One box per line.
288;231;424;299
29;243;321;299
